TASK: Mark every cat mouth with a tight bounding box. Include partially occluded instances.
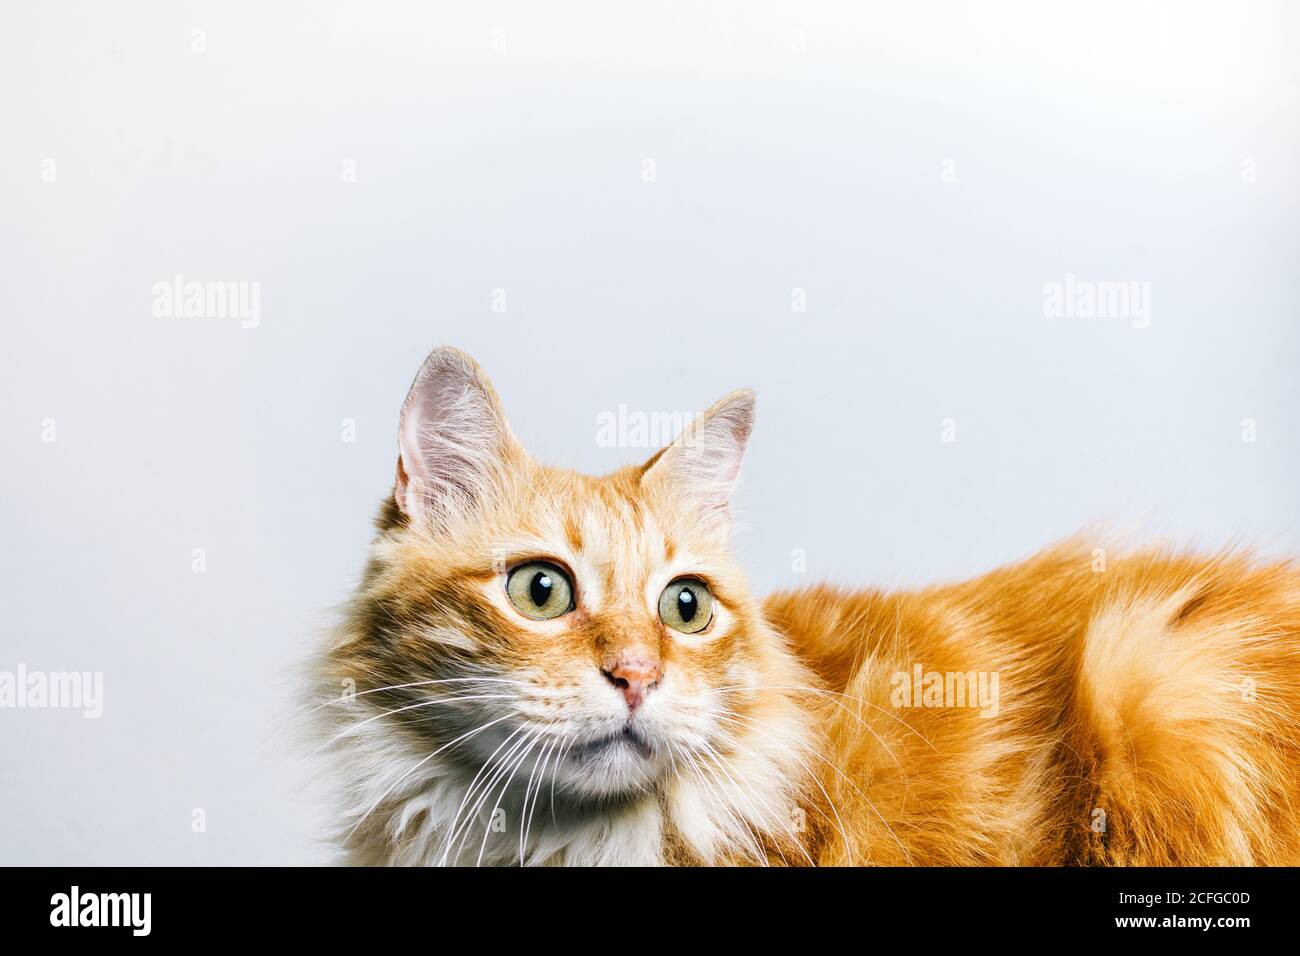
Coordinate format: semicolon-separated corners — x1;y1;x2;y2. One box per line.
574;725;654;760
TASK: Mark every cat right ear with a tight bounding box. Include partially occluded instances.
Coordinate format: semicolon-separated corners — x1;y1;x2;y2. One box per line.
639;388;755;531
394;347;525;531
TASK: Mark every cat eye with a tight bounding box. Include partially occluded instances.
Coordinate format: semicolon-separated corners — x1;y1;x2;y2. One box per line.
506;561;575;620
658;578;714;634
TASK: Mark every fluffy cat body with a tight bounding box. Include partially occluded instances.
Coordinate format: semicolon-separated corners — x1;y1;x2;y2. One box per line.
313;348;1300;866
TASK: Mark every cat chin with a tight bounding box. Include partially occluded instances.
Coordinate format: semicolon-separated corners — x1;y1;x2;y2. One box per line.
323;702;811;866
552;735;671;799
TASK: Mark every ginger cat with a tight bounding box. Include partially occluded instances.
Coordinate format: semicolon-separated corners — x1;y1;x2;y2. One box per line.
313;347;1300;865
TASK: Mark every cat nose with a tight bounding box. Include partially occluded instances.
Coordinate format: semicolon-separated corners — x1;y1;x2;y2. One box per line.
601;657;662;712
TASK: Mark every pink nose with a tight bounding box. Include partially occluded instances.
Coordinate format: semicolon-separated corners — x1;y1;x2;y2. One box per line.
602;658;662;711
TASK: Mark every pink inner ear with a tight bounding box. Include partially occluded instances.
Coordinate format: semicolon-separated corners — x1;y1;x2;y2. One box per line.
393;349;518;526
644;391;755;516
394;456;411;513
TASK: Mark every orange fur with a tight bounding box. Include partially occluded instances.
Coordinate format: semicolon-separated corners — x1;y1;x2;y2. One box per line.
312;348;1300;866
769;543;1300;864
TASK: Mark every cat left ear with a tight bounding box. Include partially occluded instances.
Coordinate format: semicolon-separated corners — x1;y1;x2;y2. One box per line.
395;347;526;531
640;389;755;524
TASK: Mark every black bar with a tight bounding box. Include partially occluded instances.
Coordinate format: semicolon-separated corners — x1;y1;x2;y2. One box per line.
0;866;1280;940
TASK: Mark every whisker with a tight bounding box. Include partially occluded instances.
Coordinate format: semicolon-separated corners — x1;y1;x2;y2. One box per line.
708;682;938;753
477;732;542;867
521;736;561;865
341;712;513;843
668;740;766;865
449;727;541;864
439;725;530;865
692;742;781;866
310;693;515;757
304;676;526;715
719;710;913;864
550;735;576;828
710;711;858;864
695;734;814;866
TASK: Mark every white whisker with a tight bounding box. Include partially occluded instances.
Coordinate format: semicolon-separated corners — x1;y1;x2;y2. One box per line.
310;693;516;758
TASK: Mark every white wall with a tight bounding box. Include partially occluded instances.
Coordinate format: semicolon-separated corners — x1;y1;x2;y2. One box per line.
2;0;1297;863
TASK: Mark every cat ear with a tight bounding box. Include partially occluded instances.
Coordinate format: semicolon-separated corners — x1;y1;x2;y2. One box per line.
640;389;755;524
394;347;525;530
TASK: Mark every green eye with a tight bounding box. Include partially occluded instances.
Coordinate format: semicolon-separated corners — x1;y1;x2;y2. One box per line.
506;561;574;620
658;578;714;634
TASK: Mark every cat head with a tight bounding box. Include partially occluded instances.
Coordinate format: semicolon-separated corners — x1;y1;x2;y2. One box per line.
321;347;812;864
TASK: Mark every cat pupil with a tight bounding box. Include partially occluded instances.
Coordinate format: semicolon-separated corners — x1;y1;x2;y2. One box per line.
530;572;553;607
678;588;696;621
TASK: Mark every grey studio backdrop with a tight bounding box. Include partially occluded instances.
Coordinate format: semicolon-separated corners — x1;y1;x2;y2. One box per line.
1;2;1297;864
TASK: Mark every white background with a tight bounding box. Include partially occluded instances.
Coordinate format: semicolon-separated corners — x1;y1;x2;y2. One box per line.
2;1;1297;864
